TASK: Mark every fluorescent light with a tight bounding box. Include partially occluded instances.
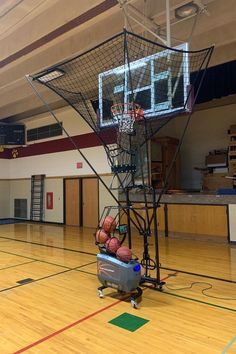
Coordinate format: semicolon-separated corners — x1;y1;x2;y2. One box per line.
37;69;64;83
175;2;199;19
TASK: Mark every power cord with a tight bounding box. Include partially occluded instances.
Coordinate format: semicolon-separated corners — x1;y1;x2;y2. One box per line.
165;281;236;301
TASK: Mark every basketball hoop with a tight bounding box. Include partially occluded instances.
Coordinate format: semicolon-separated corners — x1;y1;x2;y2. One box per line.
111;103;144;133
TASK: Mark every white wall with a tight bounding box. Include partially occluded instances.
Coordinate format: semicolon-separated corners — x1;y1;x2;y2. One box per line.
9;178;64;222
9;179;31;219
2;101;236;221
157;103;236;189
0;180;10;218
44;178;64;223
24;105;92;142
9;147;110;178
8;175;116;223
99;175;118;219
229;204;236;242
0;159;10;179
1;106;112;221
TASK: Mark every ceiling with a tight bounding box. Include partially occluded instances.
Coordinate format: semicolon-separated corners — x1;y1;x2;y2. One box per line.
0;0;236;122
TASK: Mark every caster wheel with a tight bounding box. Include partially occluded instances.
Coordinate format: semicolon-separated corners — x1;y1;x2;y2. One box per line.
98;290;104;298
131;299;139;309
117;290;126;295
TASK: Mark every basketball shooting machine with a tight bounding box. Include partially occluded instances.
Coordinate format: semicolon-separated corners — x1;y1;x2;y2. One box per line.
27;30;213;308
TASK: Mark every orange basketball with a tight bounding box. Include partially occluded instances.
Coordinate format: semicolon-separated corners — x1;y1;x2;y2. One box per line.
102;216;116;233
95;229;109;244
105;237;120;254
116;246;132;262
135;107;144;121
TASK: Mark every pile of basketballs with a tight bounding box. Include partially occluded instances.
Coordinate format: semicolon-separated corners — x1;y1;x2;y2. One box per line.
95;215;132;262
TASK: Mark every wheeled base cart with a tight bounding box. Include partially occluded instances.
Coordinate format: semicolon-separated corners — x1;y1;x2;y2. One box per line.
97;253;142;308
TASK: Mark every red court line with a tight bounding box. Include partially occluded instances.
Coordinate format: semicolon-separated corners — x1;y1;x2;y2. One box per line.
13;275;170;353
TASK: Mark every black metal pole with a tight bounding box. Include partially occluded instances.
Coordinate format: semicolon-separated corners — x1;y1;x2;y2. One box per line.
152;188;161;284
164;203;169;237
125;188;132;249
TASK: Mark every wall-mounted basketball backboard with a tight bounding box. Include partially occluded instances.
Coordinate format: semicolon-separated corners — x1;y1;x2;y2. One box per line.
98;43;190;128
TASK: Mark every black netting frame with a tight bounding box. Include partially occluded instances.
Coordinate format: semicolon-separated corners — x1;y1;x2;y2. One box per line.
29;29;214;286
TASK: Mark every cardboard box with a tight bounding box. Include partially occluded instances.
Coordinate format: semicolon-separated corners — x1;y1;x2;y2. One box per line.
229;125;236;134
205;153;227;166
202;173;232;191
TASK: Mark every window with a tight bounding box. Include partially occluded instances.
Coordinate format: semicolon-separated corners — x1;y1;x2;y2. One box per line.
27;122;63;142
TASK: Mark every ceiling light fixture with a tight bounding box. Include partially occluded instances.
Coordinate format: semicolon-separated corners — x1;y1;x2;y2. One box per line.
37;69;65;83
175;1;199;19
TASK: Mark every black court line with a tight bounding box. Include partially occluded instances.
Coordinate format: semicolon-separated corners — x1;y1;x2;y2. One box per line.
75;269;97;277
160;266;236;284
75;261;97;269
0;249;74;270
0;248;97;273
1;236;235;284
0;235;96;257
0;260;97;293
11;274;172;354
75;270;236;313
161;290;236;313
0;260;37;271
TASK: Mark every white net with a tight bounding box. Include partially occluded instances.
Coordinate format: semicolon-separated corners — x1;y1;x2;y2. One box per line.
111;103;142;133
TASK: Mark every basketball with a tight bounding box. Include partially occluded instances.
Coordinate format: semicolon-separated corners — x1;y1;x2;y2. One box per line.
102;215;117;233
135;107;144;121
116;246;132;262
95;229;109;244
105;237;120;254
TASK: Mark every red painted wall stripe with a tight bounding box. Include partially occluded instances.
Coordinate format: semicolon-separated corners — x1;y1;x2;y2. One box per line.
0;129;116;159
0;0;118;69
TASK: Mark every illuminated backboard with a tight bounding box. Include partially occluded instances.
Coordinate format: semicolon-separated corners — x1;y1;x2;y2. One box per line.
98;43;189;127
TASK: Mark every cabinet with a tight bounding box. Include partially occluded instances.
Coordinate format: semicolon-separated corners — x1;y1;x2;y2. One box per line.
150;136;180;189
228;134;236;177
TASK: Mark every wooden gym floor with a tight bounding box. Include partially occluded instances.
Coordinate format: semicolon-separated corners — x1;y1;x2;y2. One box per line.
0;223;235;354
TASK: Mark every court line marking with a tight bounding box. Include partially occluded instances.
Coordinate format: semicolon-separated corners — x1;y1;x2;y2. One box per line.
1;238;235;306
10;270;236;353
0;249;77;269
0;260;37;271
75;268;97;276
13;298;130;354
0;236;234;284
0;261;97;293
77;270;236;312
13;274;171;354
222;336;236;354
1;248;235;311
161;290;236;313
0;235;96;256
161;266;236;284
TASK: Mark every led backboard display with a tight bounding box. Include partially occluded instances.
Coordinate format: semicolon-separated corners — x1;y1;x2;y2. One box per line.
98;43;189;127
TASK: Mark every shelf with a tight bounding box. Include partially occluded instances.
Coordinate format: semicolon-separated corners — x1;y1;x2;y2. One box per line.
151;136;180;189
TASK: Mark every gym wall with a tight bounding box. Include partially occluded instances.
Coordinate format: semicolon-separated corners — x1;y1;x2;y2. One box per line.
0;180;10;218
0;106;113;222
156;102;236;189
